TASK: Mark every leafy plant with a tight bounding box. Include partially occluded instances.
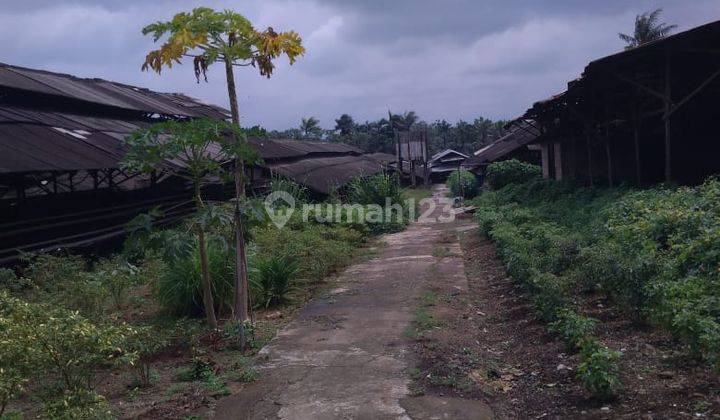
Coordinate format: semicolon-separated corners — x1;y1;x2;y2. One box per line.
92;258;139;310
447;170;478;199
41;389;114;420
125;327;169;388
549;309;598;350
0;292;135;414
577;339;622;400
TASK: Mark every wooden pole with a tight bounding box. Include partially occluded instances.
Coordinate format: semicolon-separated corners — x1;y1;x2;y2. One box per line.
632;93;642;185
604;103;614;188
586;129;594;187
664;52;672;183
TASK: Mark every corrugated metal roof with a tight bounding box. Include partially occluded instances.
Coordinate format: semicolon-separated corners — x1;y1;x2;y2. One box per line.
464;120;540;168
0;63;230;119
267;155;385;194
248;138;362;161
429;149;468;164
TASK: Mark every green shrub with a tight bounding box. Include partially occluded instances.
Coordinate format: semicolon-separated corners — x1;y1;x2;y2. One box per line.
252;255;299;308
252;224;359;281
549;309;598;350
484;159;541;190
0;269;32;294
154;238;237;317
0;292;135;412
125;326;170;388
91;258;139;310
447;170;478;199
23;253;85;292
41;389;114;420
577;339;622;400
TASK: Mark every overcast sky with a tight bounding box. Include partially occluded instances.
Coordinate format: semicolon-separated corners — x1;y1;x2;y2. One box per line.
1;1;717;130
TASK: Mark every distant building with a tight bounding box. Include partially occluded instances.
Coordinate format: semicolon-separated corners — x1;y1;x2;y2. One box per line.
428;149;468;181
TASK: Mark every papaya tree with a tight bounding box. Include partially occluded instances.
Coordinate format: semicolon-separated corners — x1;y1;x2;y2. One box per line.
121;118;259;328
141;7;305;325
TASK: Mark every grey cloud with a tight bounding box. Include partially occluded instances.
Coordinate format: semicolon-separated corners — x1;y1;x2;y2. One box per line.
0;0;718;130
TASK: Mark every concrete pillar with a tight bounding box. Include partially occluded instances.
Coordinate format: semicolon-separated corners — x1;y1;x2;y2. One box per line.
541;143;551;179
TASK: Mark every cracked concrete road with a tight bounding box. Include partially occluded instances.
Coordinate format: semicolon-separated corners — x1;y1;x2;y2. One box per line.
212;186;494;420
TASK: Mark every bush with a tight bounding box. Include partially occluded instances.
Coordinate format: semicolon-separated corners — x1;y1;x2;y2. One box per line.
252;255;299;308
125;326;169;388
91;258;139;310
484;159;541;190
252;224;360;281
23;253;85;292
0;268;32;294
447;170;478;199
549;309;598;350
41;389;114;420
0;292;135;413
577;339;622;400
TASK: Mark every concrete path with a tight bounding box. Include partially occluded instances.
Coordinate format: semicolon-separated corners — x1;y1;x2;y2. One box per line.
212;186;493;420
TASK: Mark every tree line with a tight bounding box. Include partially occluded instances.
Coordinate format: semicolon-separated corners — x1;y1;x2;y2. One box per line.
268;112;508;156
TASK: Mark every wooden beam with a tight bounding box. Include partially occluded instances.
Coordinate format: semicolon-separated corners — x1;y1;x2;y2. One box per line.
664;67;720;119
614;72;669;103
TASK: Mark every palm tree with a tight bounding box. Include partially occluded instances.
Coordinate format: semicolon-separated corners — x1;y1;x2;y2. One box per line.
619;9;677;50
300;117;323;140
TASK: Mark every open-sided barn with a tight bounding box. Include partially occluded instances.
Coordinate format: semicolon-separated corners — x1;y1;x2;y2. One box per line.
0;63;389;262
467;20;720;186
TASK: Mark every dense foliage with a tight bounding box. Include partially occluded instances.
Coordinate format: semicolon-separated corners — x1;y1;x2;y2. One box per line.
474;176;720;394
447;170;478;199
484;159;542;190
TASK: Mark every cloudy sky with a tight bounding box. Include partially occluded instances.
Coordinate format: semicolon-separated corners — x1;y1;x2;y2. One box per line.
1;1;717;129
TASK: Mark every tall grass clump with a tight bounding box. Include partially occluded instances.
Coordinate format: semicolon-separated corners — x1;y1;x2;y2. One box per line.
154;237;237;317
346;172;408;233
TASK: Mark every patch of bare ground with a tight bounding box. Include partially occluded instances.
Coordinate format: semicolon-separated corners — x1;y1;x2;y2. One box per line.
408;228;720;419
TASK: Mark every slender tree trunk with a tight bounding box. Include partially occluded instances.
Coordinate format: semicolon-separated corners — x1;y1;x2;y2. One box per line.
195;185;217;329
197;228;218;329
224;58;251;331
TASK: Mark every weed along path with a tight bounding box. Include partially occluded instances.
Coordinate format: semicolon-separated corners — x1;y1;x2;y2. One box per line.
211;186;493;420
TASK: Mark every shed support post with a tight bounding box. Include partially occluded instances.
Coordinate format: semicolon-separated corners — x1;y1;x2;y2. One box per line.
553;141;563;181
586;131;594;187
632;98;642;185
664;52;672;183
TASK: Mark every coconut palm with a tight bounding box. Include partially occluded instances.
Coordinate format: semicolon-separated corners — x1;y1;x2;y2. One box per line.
300;117;323;140
619;9;677;50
